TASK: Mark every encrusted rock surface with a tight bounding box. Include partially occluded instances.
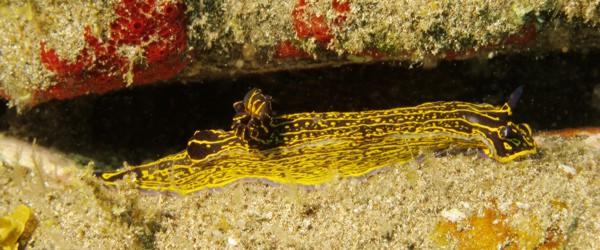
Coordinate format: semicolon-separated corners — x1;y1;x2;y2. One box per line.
1;0;599;107
0;134;598;248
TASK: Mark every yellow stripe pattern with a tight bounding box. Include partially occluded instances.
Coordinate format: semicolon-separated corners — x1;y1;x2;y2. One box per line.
98;89;537;195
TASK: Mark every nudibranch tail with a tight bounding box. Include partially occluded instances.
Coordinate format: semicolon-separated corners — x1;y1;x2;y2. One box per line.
97;151;189;185
97;88;537;195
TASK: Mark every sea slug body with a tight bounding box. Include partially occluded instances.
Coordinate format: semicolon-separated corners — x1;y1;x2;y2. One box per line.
98;88;537;195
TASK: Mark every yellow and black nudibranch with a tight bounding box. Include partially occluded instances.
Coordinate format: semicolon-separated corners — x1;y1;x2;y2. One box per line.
98;87;537;195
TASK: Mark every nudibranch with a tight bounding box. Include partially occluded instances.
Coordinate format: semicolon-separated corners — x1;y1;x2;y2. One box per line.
98;87;537;195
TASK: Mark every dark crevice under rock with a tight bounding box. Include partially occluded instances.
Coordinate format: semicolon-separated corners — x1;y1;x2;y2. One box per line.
1;51;599;168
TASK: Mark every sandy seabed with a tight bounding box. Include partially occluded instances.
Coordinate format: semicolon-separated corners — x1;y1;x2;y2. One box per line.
1;134;599;249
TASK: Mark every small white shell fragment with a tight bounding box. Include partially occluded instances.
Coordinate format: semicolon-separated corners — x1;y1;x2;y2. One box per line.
460;202;471;209
499;201;512;212
227;236;238;246
516;202;530;210
441;208;466;222
302;218;312;229
264;211;273;220
583;134;600;150
559;163;577;175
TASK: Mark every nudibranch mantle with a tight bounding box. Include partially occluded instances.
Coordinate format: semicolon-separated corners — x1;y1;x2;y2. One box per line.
98;88;537;195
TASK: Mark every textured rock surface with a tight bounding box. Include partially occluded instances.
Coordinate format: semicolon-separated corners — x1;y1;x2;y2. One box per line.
1;0;599;107
0;134;598;248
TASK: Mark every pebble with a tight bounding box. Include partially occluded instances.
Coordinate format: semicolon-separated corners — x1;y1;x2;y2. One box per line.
441;208;466;222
